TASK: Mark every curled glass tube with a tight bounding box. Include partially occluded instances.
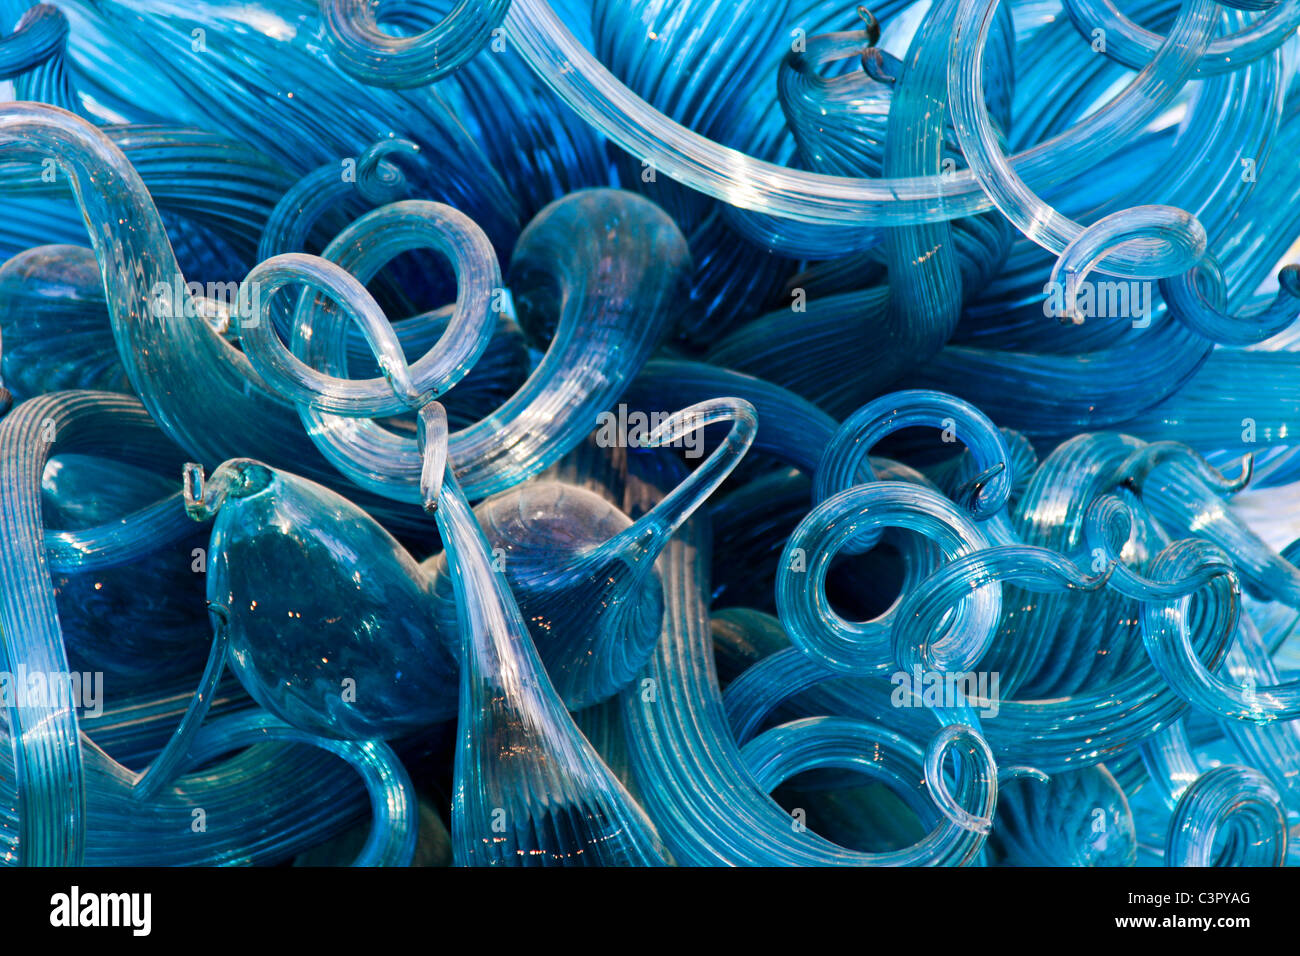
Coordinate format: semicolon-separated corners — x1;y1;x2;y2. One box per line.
1164;765;1287;866
287;188;692;502
776;481;1002;677
604;441;1003;864
241;200;501;416
321;0;512;90
0;390;177;864
629;359;837;475
740;717;997;863
1046;206;1208;305
1140;537;1300;721
1159;258;1300;345
948;0;1217;274
181;710;417;867
890;544;1112;674
0;102;329;469
813;389;1014;541
258;138;424;266
1062;0;1300;77
502;0;1257;228
0;2;80;114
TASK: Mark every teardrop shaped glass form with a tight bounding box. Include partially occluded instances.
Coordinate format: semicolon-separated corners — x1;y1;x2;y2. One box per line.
0;244;131;400
198;459;458;739
432;469;669;866
44;455;209;687
991;765;1137;866
426;397;756;708
426;481;664;709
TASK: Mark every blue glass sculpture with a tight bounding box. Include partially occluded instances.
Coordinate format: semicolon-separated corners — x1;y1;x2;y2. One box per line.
0;0;1298;871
